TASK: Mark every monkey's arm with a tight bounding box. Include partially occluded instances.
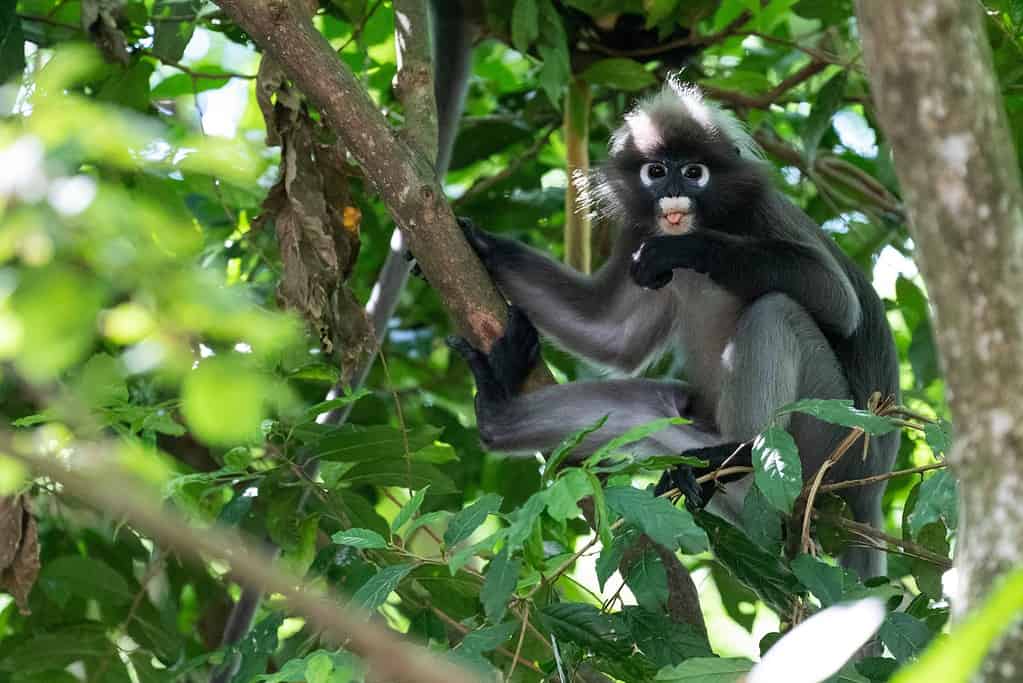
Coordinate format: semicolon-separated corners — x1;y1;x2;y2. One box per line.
630;231;862;337
463;221;673;372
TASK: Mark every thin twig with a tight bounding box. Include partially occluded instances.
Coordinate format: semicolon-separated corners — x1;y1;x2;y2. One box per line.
505;603;532;680
819;461;947;493
453;123;558;208
800;427;865;554
9;445;477;683
823;514;952;569
427;605;544;674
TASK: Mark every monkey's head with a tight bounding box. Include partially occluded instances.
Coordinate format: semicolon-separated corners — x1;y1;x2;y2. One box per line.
577;80;767;239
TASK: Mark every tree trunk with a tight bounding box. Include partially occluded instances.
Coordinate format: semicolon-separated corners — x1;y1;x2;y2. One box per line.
855;2;1023;679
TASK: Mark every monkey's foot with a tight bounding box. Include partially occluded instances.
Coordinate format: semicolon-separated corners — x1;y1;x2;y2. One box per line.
655;465;704;510
447;305;540;402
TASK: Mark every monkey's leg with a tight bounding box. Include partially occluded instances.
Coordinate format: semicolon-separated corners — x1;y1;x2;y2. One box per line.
449;312;722;459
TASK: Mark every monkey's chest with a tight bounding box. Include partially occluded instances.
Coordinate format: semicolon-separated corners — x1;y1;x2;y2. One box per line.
668;271;744;404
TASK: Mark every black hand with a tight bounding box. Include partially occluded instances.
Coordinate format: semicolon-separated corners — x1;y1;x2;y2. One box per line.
457;216;502;267
630;234;716;290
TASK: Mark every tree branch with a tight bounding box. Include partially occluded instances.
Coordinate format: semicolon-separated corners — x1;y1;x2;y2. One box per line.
9;446;476;683
393;0;438;163
213;0;508;351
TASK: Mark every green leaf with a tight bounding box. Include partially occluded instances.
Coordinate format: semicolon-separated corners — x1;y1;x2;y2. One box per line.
0;624;112;674
182;356;271;446
581;58;657;92
596;527;639;590
906;470;958;535
791;554;845;607
481;547;520;623
0;5;26;85
910;522;949;600
512;0;540;53
447;532;505;575
311;424;442;463
584;418;687;467
351;562;416;610
400;510;449;542
74;353;129;408
924;422;952;456
605;486;708;553
98;61;157;112
542;416;607;486
740;483;783;555
152;0;202;63
711;0;751;32
540;603;632;658
644;0;684;28
779;398;898;435
697;511;801;614
341;460;458;494
457;621;521;656
618;607;712;667
332;528;389;550
803;70;849;163
444;493;503;547
879;612;933;662
231;613;284;683
391;486;429;533
752;426;803;514
546;469;592;522
622;546;668;611
39;555;135;607
304;653;334;683
656;657;754;681
891;569;1023;683
793;0;853;24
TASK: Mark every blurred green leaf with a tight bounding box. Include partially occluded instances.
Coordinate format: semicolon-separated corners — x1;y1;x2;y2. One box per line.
0;4;26;85
581;58;657;91
879;612;933;662
655;657;753;681
181;356;271;446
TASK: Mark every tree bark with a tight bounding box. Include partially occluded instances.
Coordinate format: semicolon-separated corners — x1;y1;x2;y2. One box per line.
213;0;509;351
855;2;1023;679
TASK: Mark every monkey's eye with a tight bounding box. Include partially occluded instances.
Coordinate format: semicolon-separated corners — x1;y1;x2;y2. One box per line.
640;162;668;186
682;163;710;187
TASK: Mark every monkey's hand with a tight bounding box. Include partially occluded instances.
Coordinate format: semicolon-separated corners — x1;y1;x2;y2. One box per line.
458;217;503;268
630;234;719;290
446;305;541;410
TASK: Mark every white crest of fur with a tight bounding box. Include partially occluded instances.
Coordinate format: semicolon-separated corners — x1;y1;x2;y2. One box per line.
610;77;763;160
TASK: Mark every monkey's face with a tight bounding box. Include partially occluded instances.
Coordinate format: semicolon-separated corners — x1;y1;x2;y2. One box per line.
635;159;709;235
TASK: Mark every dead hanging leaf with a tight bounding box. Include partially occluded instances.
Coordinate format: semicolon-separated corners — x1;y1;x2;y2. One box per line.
254;57;371;382
0;496;41;614
81;0;130;65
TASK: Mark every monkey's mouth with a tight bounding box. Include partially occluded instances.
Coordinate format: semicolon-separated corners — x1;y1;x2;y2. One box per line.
658;210;692;235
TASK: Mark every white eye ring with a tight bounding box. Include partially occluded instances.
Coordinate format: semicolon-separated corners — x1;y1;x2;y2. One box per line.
640;162;667;187
682;163;710;188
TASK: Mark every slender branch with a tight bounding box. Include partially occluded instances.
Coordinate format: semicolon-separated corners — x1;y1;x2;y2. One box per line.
702;58;829;109
393;0;438;163
505;603;531;680
819;461;947;493
823;514;952;569
9;447;477;683
426;605;544;674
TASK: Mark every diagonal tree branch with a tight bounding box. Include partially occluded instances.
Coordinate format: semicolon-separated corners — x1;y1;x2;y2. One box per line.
213;0;509;351
7;445;477;683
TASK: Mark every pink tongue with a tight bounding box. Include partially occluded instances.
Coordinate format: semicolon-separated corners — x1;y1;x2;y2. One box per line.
665;211;684;225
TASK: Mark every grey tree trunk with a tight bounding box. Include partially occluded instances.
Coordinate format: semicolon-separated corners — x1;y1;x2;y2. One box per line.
855;2;1023;679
